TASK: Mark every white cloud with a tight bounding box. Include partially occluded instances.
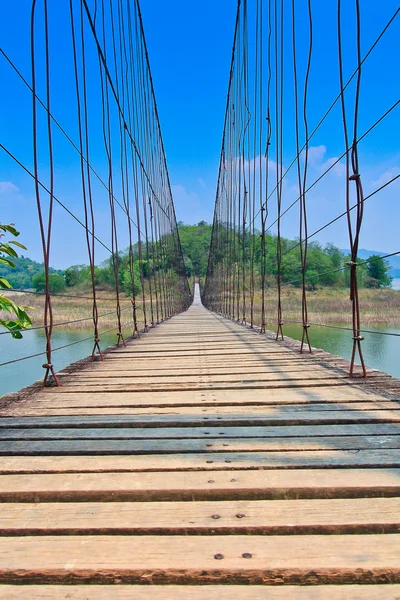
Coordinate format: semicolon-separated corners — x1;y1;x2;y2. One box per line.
0;181;19;195
369;167;400;190
197;177;207;188
308;145;326;166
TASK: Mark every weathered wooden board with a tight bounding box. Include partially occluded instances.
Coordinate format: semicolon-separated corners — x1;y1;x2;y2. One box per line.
1;469;399;501
67;365;337;380
1;498;399;535
1;423;399;440
1;450;400;473
1;585;400;599
1;434;399;455
7;405;397;417
0;535;399;584
16;392;391;409
1;405;399;428
2;285;399;597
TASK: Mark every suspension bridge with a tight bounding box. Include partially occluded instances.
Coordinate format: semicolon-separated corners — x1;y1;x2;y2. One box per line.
0;0;399;597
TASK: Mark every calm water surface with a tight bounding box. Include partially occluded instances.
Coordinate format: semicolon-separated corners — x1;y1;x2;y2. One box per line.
283;322;400;380
0;320;399;397
0;327;129;398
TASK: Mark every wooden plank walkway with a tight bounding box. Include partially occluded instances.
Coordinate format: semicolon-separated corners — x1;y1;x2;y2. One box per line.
0;284;399;598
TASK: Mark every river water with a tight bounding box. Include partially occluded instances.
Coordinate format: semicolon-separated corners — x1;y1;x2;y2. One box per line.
0;320;399;398
282;322;400;380
0;327;128;398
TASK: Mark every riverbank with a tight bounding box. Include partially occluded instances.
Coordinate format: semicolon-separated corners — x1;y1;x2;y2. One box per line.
251;287;400;326
3;287;400;331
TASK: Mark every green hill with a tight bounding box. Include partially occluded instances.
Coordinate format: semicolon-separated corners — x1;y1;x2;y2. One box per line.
0;256;64;290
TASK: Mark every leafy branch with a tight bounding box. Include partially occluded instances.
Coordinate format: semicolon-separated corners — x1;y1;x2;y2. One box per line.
0;224;33;339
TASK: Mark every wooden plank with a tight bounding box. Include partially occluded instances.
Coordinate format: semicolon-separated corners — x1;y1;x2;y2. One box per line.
52;374;352;393
2;288;399;596
1;469;399;501
0;534;399;584
7;405;398;417
1;498;399;535
105;348;292;357
1;405;399;427
8;386;390;405
18;393;391;409
1;450;400;473
0;423;399;440
67;365;337;380
1;434;399;455
1;585;400;599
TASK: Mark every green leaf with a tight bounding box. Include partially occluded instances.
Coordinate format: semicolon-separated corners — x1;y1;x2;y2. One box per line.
0;277;12;289
15;307;32;327
0;297;13;313
0;319;23;338
0;224;19;237
1;244;19;258
9;241;27;250
11;330;23;339
0;257;16;268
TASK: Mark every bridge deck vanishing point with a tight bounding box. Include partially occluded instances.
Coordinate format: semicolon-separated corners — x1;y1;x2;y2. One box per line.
0;285;400;598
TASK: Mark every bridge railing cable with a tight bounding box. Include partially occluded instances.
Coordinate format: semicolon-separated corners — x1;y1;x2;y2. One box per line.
0;0;192;386
203;0;399;378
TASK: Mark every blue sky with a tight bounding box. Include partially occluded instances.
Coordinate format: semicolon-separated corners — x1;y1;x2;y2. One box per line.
0;0;399;268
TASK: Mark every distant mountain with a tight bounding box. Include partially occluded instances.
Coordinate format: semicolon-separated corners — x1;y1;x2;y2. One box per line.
341;249;400;279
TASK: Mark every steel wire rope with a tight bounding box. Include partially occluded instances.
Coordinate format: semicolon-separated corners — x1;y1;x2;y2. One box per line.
0;48;141;238
245;6;400;234
260;99;400;243
1;289;132;302
0;306;132;337
203;0;242;313
0;143;113;256
70;0;103;360
280;250;400;289
258;314;400;338
0;319;137;369
260;0;273;333
136;0;192;312
81;0;171;224
30;0;59;387
116;0;140;337
274;0;284;341
338;0;366;376
282;170;400;258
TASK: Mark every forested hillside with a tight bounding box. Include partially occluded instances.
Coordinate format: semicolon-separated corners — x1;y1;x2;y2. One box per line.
178;222;392;289
0;222;393;292
0;256;64;289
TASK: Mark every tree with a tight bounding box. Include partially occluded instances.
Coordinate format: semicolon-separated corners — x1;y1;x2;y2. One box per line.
65;265;87;287
122;262;141;296
178;221;212;277
0;224;33;338
32;272;66;294
365;255;393;288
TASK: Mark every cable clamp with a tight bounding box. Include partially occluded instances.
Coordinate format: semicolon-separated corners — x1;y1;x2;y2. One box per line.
353;335;364;341
42;363;53;369
345;260;357;266
348;173;360;181
303;323;311;328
